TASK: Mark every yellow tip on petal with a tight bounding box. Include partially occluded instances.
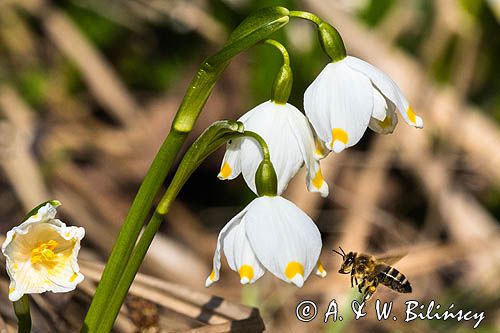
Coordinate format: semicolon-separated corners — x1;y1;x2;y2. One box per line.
331;128;348;145
285;261;305;280
407;106;417;124
219;162;232;179
9;286;14;295
315;138;326;158
316;261;327;278
69;272;78;283
209;269;215;281
312;169;324;189
239;265;254;282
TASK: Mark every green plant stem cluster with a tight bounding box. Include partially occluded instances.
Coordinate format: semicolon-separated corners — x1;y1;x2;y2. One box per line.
78;7;346;332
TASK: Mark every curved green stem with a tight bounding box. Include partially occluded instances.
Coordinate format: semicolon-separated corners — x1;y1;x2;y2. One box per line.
262;39;290;65
243;130;270;160
13;295;31;333
288;10;322;25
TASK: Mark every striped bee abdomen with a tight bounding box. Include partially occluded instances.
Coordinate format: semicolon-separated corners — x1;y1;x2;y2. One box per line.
376;265;412;293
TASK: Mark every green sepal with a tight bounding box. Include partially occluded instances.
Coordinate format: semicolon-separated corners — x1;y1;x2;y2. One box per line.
206;7;290;67
318;22;346;62
157;120;244;214
22;200;61;221
271;63;293;104
255;159;278;197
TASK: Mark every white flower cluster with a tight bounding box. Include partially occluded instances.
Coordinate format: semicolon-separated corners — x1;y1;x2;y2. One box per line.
207;55;422;288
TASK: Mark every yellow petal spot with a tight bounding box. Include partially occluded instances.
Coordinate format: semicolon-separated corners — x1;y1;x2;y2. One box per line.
219;162;232;179
315;138;325;157
312;169;324;189
69;272;78;282
12;233;16;240
31;240;59;264
12;263;18;270
331;128;348;144
369;285;377;293
379;114;393;129
285;261;305;280
317;261;325;274
9;286;14;294
407;106;417;124
239;265;254;281
209;269;215;281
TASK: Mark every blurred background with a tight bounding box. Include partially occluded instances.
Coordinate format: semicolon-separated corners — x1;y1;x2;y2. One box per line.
0;0;499;332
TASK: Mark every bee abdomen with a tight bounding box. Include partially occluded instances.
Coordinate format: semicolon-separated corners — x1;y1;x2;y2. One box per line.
377;266;412;293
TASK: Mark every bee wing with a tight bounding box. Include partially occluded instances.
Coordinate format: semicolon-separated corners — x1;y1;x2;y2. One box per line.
376;253;407;267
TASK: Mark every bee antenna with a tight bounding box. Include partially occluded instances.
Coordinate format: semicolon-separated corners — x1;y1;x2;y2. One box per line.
332;248;344;257
339;246;346;256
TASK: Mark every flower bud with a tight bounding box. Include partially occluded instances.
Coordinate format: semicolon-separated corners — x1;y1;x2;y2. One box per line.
255;158;278;196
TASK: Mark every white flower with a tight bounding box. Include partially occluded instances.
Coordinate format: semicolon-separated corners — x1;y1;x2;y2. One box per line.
205;196;325;287
2;202;85;301
218;100;329;197
304;56;423;153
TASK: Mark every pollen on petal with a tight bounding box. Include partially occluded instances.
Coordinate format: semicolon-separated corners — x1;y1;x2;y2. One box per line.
285;261;305;281
312;169;324;189
218;162;232;179
315;261;327;278
239;265;254;284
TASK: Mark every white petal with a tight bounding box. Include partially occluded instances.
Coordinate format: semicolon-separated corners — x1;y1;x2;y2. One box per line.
304;61;373;153
369;103;399;134
285;106;329;197
218;138;243;180
244;197;322;287
372;88;387;121
239;102;303;195
205;206;248;287
345;56;423;128
223;221;265;284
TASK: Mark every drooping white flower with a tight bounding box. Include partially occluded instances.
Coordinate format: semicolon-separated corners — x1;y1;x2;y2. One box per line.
205;196;324;287
304;56;423;153
2;202;85;301
218;100;329;197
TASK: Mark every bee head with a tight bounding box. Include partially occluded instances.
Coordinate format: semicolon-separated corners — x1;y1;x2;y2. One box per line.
333;247;355;274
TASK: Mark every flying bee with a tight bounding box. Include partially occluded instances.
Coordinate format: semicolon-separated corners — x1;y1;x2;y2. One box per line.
333;247;412;302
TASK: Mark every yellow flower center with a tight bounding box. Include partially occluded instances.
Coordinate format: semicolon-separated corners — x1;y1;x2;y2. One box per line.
31;240;58;264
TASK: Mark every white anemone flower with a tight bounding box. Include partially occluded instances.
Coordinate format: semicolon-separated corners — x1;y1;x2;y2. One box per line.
218;100;329;197
205;196;325;288
2;202;85;301
304;56;423;153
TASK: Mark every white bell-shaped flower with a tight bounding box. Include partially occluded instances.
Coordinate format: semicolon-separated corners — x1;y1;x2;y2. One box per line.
2;202;85;301
304;56;423;153
205;196;324;287
218;101;328;197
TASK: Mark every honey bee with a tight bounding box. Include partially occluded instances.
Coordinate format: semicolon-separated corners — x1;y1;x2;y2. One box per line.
333;247;412;302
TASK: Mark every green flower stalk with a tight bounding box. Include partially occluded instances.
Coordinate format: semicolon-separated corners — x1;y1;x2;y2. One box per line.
13;295;31;333
82;7;290;332
96;125;273;332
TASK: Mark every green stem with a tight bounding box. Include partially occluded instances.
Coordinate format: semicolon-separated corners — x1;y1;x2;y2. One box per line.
13;295;31;333
83;7;289;332
242;130;270;160
288;10;322;25
262;39;290;65
96;129;272;332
